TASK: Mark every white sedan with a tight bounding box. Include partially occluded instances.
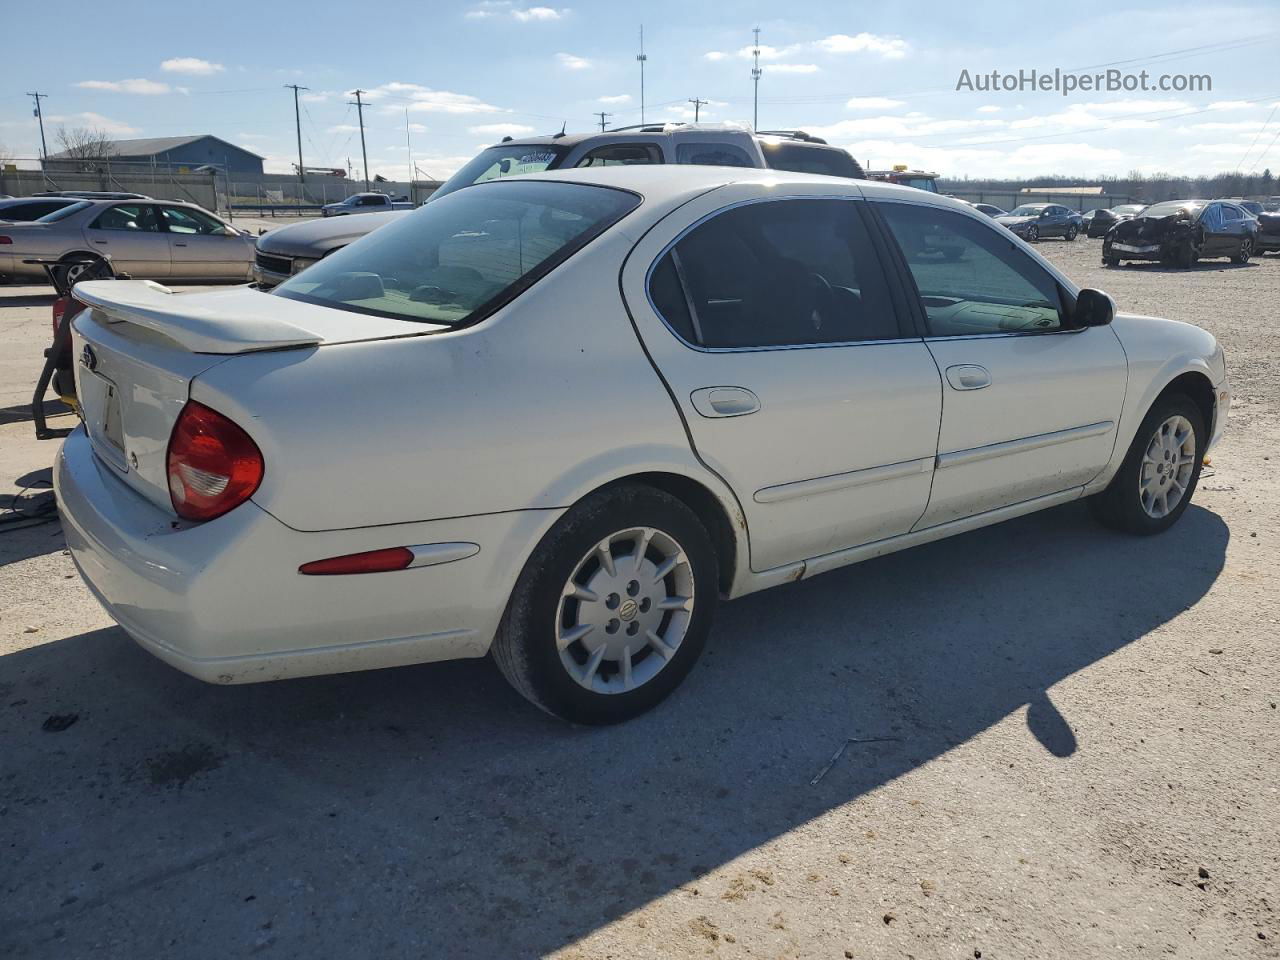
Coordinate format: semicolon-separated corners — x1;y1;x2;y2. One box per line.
55;166;1230;724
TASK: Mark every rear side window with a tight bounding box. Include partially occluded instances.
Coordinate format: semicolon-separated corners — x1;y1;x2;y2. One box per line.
674;143;755;168
275;180;639;325
876;202;1066;336
0;200;67;220
760;141;861;179
648;198;899;348
576;144;663;167
37;200;92;223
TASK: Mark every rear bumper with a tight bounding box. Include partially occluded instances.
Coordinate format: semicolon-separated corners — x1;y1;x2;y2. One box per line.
55;427;559;684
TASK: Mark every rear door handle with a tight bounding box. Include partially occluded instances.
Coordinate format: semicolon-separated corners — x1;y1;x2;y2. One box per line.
690;386;761;418
92;240;108;245
945;364;991;391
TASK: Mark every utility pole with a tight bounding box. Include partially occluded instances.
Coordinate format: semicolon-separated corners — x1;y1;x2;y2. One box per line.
688;97;708;122
349;89;370;190
636;25;647;125
284;84;308;202
405;108;414;204
751;27;762;131
594;111;612;132
27;91;49;161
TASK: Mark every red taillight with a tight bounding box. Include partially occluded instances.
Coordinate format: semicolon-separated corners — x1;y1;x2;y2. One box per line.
299;548;414;576
166;401;264;521
52;296;70;336
0;236;12;245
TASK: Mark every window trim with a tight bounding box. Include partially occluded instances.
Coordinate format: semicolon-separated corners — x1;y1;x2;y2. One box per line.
643;194;917;354
867;197;1085;341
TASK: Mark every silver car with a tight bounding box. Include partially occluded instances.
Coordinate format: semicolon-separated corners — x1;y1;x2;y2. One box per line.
0;198;254;284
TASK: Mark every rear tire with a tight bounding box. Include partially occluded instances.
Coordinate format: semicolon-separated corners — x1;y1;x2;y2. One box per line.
492;484;719;724
1088;393;1206;535
1231;237;1253;264
1066;225;1078;240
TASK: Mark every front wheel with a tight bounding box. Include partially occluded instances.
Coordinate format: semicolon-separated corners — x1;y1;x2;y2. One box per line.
1066;225;1078;240
1232;237;1253;264
492;484;719;724
1026;226;1039;241
1089;394;1205;535
1175;239;1199;269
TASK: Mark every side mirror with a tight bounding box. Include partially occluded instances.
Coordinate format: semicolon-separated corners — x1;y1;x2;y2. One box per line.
1075;288;1115;327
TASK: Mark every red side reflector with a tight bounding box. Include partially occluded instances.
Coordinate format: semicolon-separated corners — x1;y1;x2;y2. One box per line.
299;547;414;576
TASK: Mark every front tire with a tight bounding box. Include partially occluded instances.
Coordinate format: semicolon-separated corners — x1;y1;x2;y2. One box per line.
1232;237;1253;264
1089;394;1205;535
1026;226;1039;241
492;484;719;724
1175;239;1199;269
1066;224;1078;240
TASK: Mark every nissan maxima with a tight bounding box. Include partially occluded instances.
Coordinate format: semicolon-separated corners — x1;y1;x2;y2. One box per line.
55;167;1230;724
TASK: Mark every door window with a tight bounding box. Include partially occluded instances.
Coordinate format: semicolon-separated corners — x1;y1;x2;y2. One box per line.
91;204;160;232
576;143;663;167
877;202;1067;336
1200;204;1224;229
159;206;228;235
649;198;899;348
674;142;755;167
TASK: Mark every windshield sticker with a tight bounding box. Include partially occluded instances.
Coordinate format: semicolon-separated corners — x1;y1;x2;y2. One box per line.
519;153;556;165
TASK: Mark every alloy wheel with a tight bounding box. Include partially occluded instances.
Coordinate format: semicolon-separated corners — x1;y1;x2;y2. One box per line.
1138;415;1196;519
555;526;695;695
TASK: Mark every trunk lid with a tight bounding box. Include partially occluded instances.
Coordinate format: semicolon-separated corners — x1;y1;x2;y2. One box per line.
69;279;446;514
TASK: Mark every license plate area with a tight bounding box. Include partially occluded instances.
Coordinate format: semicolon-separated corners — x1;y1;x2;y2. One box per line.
82;370;129;471
1114;243;1157;253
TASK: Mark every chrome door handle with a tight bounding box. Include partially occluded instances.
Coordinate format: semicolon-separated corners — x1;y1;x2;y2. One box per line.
92;240;108;245
173;242;188;247
690;386;761;418
946;364;991;391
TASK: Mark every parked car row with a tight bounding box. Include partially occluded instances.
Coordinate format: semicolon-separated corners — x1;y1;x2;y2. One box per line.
54;164;1230;723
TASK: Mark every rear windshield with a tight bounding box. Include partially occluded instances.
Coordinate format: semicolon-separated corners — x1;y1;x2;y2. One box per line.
760;141;861;179
274;180;638;325
431;144;568;200
37;200;93;222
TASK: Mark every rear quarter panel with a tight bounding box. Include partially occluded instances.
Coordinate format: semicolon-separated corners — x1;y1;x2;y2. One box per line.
191;226;726;534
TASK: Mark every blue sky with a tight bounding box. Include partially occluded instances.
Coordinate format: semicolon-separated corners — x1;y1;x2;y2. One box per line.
4;0;1280;181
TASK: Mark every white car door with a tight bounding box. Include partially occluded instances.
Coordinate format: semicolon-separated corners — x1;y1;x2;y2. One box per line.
620;186;942;573
872;197;1128;527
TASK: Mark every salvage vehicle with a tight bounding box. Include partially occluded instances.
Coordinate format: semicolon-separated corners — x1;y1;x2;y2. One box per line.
252;125;864;288
0;198;255;284
320;192;415;217
1255;209;1280;253
55;167;1230;724
1103;199;1258;267
1085;204;1146;238
996;203;1078;241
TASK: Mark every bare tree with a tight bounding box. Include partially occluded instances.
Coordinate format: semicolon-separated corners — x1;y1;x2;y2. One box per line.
54;126;114;160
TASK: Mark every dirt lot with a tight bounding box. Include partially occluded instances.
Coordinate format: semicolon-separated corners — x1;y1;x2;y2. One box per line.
1;238;1277;959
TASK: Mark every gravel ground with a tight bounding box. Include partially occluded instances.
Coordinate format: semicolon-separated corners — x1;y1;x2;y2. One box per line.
0;237;1276;959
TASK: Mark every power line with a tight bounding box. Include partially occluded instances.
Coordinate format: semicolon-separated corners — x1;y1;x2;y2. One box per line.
349;89;370;189
594;111;612;131
688;97;708;122
26;91;49;160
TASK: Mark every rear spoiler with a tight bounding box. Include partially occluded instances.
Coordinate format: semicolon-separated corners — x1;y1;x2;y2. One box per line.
72;280;324;354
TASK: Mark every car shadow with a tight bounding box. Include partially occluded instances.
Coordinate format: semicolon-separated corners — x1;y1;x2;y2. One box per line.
0;500;1229;958
1110;260;1258;273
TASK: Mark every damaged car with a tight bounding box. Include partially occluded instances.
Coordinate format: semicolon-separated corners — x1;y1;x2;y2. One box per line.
1086;204;1147;238
1103;199;1258;268
1256;208;1280;254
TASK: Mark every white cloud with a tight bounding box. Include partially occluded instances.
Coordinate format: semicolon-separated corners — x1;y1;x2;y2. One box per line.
299;90;335;103
160;57;225;75
703;51;728;61
469;122;536;136
816;33;908;59
237;132;271;140
465;2;568;20
76;78;171;95
1007;99;1190;132
556;52;591;70
977;104;1002;113
768;63;819;74
598;94;631;104
407;122;428;133
359;82;503;115
47;112;138;136
836;137;1129;178
846;96;906;110
811;115;1004;140
1206;100;1253;111
327;124;361;133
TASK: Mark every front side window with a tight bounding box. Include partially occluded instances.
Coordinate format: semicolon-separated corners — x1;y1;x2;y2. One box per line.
92;204;160;232
160;206;227;235
275;180;638;325
576;144;662;167
876;202;1067;336
648;198;898;348
358;195;386;206
674;142;755;168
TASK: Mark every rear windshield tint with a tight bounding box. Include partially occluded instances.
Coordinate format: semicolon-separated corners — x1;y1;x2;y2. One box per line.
37;201;92;223
274;180;639;325
760;141;860;179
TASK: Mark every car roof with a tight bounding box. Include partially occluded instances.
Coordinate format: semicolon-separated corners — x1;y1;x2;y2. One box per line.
491;164;961;208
